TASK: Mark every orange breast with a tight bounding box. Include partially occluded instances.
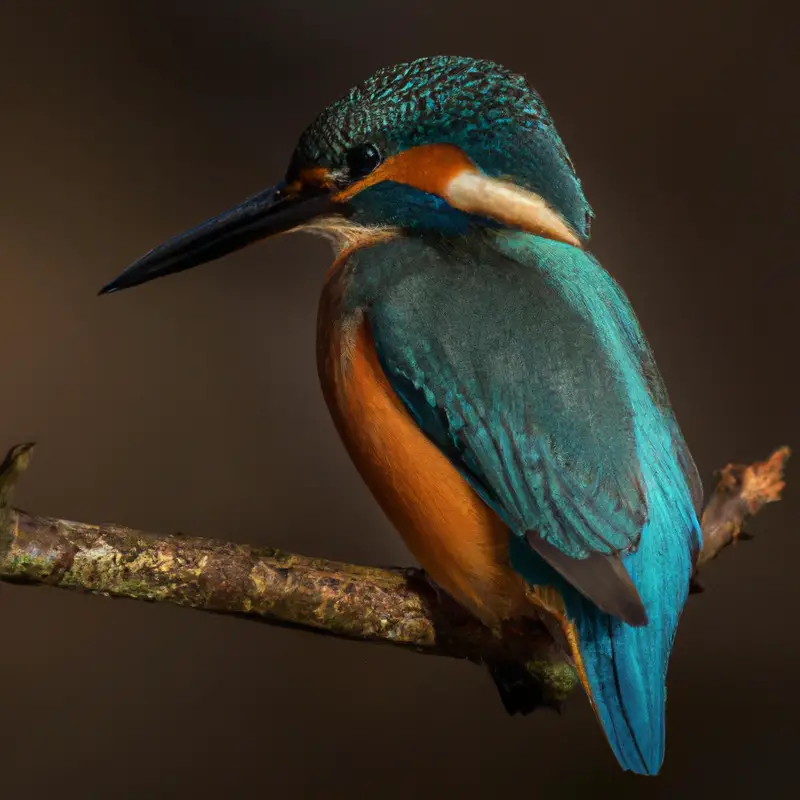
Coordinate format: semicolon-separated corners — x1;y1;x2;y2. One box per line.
317;306;528;629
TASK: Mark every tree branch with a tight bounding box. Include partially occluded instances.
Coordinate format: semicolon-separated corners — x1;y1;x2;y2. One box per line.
0;443;790;706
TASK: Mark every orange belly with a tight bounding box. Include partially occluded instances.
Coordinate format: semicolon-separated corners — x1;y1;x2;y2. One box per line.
318;312;528;628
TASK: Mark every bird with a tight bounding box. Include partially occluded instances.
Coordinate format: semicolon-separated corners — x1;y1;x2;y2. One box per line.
99;55;704;775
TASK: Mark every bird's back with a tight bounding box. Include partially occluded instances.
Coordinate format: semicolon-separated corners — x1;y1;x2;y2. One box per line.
329;230;702;773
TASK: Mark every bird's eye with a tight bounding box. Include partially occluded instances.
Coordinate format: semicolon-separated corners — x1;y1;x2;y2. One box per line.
346;143;382;180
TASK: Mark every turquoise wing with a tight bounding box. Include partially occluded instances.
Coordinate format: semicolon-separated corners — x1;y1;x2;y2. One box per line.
367;236;654;623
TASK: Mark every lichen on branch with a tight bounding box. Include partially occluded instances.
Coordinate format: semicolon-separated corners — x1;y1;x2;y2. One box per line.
0;443;790;705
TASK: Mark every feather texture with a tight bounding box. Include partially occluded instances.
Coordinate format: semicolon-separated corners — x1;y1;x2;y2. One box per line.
291;55;593;241
338;230;702;774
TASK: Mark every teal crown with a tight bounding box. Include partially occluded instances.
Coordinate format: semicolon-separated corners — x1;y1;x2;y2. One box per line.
292;55;593;239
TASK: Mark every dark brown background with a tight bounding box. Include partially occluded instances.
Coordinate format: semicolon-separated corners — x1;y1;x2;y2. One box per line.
1;1;797;797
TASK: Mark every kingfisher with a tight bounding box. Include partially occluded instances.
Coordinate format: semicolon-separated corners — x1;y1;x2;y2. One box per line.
100;55;704;775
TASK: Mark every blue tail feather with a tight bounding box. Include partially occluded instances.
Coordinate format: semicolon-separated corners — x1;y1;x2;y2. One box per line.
571;427;701;773
571;486;699;773
509;426;701;774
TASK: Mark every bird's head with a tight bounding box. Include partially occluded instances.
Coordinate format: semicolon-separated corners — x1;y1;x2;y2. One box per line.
100;55;593;294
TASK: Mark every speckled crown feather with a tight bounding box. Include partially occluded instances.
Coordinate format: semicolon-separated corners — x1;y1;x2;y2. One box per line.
292;55;593;239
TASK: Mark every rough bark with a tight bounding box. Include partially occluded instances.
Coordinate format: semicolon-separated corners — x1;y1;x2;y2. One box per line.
0;443;790;706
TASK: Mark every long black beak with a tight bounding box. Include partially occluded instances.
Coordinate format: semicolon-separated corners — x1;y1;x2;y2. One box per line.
98;182;337;295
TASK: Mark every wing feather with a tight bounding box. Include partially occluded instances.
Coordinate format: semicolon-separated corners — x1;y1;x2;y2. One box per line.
357;234;695;622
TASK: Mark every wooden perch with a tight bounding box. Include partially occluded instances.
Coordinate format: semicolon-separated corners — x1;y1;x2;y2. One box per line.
0;443;790;707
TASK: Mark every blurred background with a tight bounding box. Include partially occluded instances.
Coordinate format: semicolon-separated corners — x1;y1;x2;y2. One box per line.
1;1;797;797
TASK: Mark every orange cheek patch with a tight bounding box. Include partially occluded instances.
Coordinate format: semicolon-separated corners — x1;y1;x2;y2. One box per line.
334;143;478;201
322;142;581;248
